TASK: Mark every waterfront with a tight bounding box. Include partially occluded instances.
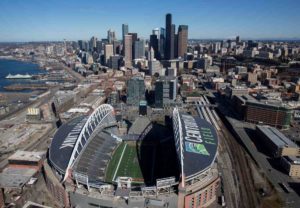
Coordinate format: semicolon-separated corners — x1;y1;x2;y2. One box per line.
0;59;46;92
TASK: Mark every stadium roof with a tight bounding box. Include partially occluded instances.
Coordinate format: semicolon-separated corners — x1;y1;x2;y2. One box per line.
49;116;88;173
173;110;218;180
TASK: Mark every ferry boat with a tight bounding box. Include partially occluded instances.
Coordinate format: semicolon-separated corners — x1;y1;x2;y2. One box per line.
5;73;32;79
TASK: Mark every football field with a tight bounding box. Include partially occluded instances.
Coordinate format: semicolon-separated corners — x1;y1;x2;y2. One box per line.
105;142;144;183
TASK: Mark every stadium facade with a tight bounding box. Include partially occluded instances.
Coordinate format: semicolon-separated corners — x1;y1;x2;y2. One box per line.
45;104;219;208
173;108;220;208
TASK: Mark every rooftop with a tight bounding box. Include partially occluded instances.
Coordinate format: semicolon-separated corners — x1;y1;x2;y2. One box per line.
8;150;46;162
0;167;37;188
27;107;40;116
257;125;298;148
237;94;292;109
283;156;300;165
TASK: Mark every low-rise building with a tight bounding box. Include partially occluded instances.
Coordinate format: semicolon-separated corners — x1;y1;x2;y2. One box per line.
256;125;300;157
224;86;248;99
8;151;46;171
26;108;41;121
246;97;292;129
281;156;300;177
257;51;274;59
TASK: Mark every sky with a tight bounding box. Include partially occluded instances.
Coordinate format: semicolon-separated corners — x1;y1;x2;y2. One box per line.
0;0;300;42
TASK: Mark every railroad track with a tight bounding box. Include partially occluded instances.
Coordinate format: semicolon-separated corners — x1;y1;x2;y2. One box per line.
220;120;259;208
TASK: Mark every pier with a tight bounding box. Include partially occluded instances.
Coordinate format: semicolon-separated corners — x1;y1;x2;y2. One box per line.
4;84;49;91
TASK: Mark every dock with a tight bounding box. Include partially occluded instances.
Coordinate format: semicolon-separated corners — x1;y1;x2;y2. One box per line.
4;84;49;91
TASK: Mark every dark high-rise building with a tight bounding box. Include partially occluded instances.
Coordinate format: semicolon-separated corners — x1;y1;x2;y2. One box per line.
174;33;178;58
89;36;97;51
134;39;145;59
155;76;177;108
159;28;165;59
128;33;138;60
171;24;175;59
113;40;121;55
128;33;138;44
96;41;102;53
78;40;89;51
165;13;175;60
78;40;84;51
107;29;116;44
221;56;236;73
150;34;159;59
127;77;145;106
248;40;258;49
122;24;129;41
236;36;240;43
110;55;123;70
178;25;188;58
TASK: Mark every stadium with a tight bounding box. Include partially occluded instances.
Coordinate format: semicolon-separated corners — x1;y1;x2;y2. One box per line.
46;104;219;208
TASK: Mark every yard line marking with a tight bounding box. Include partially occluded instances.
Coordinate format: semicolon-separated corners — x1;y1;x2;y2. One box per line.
112;143;127;181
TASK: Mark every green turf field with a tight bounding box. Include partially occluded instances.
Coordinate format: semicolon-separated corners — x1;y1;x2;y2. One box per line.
105;142;144;183
105;142;126;183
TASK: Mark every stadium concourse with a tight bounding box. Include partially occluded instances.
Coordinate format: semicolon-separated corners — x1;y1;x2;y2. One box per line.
44;104;220;208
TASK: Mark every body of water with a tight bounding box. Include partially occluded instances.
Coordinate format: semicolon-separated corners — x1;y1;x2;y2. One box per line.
0;59;46;92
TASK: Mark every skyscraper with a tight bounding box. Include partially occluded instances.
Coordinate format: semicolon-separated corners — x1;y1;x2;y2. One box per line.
78;40;84;51
128;33;138;59
89;36;97;51
152;28;160;37
113;40;121;55
148;47;155;61
107;29;116;44
96;40;102;53
150;34;159;59
110;55;122;70
122;24;129;55
127;77;145;106
155;76;177;108
159;28;165;59
236;36;240;44
134;39;145;59
174;33;178;58
177;25;188;58
104;44;113;66
171;24;175;59
165;13;175;60
122;24;129;41
124;34;133;67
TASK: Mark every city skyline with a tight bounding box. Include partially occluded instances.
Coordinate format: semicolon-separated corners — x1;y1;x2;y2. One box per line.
1;0;300;42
